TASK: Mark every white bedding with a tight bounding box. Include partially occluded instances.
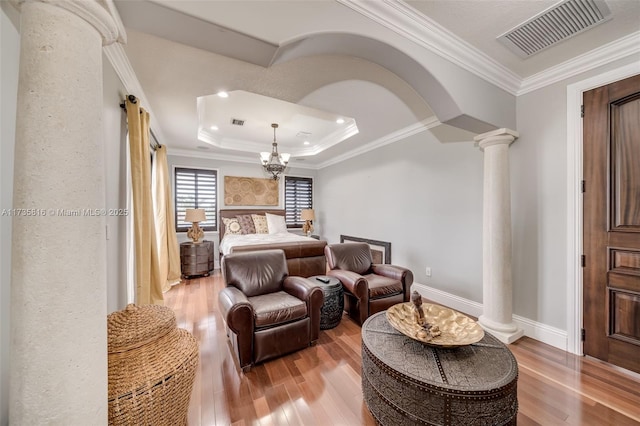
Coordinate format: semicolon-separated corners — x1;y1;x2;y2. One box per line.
220;232;316;255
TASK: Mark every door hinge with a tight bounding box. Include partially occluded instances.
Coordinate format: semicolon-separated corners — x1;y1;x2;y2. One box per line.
581;104;584;118
581;180;585;193
581;328;585;341
581;255;586;267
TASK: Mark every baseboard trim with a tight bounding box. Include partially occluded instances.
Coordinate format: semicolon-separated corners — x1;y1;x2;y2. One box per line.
412;283;568;351
413;283;483;317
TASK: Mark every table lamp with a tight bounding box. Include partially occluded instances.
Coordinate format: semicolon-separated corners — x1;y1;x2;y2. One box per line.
301;209;315;237
185;208;206;243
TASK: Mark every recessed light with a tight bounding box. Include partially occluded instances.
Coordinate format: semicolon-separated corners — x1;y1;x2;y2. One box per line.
336;118;345;124
303;141;310;145
210;125;219;131
217;91;229;98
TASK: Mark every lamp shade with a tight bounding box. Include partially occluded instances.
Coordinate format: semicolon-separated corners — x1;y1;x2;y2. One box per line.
301;209;315;221
185;208;206;223
259;152;270;164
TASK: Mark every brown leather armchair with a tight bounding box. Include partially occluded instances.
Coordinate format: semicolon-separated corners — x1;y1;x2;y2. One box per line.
219;249;324;372
325;243;413;325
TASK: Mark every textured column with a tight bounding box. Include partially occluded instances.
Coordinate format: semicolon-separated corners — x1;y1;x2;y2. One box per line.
9;1;123;424
475;128;524;344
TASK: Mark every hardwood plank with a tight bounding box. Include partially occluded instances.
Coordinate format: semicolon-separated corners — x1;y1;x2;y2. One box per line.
262;383;292;425
166;270;640;426
280;375;320;426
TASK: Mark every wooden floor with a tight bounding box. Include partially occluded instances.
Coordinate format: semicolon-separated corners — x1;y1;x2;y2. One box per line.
165;271;640;426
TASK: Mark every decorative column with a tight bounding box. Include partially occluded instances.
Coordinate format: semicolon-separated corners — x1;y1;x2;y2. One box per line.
9;1;124;424
475;128;524;344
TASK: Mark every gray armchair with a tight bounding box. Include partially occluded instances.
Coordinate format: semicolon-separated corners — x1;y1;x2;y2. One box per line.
218;249;324;372
325;243;413;325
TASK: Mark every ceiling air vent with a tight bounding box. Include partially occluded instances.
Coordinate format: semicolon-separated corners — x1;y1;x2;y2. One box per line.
497;0;612;58
230;118;245;126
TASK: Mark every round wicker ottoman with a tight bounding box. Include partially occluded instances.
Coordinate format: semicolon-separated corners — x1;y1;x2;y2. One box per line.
311;275;344;330
108;304;199;426
361;311;518;426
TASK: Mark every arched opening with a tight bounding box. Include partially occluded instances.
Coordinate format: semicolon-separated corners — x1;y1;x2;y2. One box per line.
272;32;499;134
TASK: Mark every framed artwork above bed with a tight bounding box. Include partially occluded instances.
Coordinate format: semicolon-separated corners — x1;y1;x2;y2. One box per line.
224;176;278;206
340;235;391;264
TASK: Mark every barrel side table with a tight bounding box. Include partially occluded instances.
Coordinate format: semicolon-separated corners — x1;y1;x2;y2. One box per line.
180;241;213;278
310;275;344;330
361;311;518;426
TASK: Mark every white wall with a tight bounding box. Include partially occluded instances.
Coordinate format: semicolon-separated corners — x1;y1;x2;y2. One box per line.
0;4;20;424
167;153;317;268
315;54;640;350
512;53;640;331
316;131;484;301
512;80;568;330
102;54;129;313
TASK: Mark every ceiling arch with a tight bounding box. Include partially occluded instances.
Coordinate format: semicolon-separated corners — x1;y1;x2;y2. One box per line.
272;32;494;134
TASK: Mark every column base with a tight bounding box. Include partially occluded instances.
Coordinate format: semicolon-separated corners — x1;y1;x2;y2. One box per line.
478;315;524;344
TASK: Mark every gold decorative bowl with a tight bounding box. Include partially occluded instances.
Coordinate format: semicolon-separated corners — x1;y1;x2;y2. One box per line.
386;302;484;347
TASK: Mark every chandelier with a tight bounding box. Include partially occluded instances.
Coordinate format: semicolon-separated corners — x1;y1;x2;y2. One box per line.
260;123;290;180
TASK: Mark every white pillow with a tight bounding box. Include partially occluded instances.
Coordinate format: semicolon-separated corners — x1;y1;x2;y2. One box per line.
265;213;288;234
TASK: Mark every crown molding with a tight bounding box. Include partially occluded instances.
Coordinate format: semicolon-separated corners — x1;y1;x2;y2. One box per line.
518;31;640;95
170;118;439;171
198;121;359;157
101;0;127;44
197;128;219;146
167;148;256;163
317;116;439;169
338;0;640;97
337;0;521;95
306;121;360;155
103;42;166;144
167;148;318;170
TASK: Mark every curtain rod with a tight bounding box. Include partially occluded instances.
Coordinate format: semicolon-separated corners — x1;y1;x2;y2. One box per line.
119;94;161;151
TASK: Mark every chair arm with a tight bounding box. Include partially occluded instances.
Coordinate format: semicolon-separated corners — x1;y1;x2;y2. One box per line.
372;264;413;282
283;276;322;303
372;264;414;301
283;276;324;342
327;270;368;300
218;286;254;335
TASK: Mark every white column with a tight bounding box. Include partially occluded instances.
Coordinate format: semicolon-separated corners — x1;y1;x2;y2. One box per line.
475;128;524;344
9;1;124;424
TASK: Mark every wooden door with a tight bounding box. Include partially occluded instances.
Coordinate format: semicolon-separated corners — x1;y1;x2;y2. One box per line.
583;74;640;373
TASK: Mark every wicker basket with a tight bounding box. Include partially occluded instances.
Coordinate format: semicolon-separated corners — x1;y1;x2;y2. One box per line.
108;304;199;426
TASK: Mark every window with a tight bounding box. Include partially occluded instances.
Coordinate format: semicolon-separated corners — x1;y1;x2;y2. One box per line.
284;176;313;228
174;167;217;232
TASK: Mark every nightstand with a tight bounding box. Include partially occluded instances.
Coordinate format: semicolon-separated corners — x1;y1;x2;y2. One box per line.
180;241;214;278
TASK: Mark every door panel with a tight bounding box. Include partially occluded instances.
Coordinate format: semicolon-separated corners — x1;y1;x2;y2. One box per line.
583;74;640;373
610;291;640;342
611;97;640;229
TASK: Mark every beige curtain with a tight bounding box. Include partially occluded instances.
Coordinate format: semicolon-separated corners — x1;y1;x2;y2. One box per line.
154;145;181;292
126;97;163;305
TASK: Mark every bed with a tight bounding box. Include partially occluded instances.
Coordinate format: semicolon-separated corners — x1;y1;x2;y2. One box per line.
219;209;327;277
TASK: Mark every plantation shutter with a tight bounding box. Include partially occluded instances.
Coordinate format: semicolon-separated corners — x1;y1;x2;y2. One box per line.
284;176;313;228
174;167;217;231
